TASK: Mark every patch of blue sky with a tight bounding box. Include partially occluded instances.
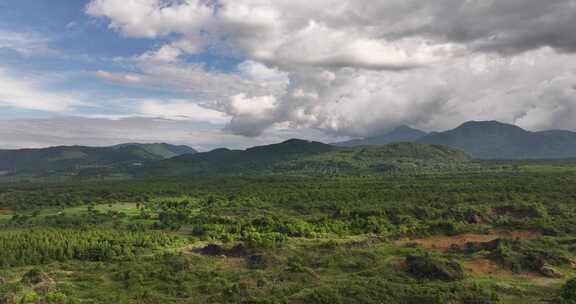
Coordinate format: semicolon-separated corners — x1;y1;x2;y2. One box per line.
0;107;55;120
180;52;244;73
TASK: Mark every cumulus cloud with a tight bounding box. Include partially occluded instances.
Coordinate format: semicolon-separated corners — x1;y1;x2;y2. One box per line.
96;58;288;101
86;0;576;137
223;94;278;136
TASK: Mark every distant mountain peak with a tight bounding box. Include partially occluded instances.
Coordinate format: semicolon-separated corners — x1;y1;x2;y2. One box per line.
457;120;520;129
394;125;420;132
280;138;312;144
334;125;427;147
418;120;576;159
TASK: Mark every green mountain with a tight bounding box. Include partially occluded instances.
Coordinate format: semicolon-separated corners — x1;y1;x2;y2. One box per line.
144;140;470;176
0;143;197;172
112;143;197;159
148;139;336;176
277;142;470;174
418;121;576;159
334;126;427;147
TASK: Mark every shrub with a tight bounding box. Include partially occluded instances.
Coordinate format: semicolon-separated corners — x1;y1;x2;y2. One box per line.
406;254;465;281
561;278;576;303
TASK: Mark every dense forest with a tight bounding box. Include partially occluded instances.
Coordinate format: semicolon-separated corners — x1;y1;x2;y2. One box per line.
1;163;576;303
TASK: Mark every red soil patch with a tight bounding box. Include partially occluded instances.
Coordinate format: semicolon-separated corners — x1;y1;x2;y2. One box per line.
463;259;513;277
395;230;541;252
0;208;11;214
463;259;563;284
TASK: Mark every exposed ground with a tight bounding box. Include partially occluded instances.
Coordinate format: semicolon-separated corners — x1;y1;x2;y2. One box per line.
395;230;542;252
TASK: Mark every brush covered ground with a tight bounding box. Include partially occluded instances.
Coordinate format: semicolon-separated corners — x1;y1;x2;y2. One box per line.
2;165;576;303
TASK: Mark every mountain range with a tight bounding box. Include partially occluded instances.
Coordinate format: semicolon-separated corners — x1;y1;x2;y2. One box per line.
336;121;576;160
334;125;427;147
143;140;470;177
1;120;576;178
0;143;197;172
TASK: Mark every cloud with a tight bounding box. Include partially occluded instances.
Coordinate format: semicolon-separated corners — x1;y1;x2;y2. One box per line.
0;68;86;112
87;0;576;66
137;44;183;63
0;29;53;55
95;58;288;100
136;99;230;123
223;94;278;136
0;116;344;151
85;0;213;39
95;70;143;84
85;0;576;137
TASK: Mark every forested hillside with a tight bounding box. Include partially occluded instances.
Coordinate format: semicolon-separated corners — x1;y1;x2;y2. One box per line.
0;143;197;172
144;141;471;177
418;121;576;159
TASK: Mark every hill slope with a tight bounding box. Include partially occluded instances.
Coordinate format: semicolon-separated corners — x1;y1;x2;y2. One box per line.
418;121;576;159
0;143;197;172
150;139;336;176
145;141;470;176
277;142;470;174
335;126;427;147
112;143;197;158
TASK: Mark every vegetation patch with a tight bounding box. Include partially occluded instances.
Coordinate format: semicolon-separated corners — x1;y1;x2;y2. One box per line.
406;254;465;281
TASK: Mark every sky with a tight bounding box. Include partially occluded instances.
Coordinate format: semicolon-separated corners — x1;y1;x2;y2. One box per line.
1;0;576;151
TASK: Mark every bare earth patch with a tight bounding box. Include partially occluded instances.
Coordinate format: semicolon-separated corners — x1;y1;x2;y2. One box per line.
463;259;563;286
395;230;541;252
463;259;513;277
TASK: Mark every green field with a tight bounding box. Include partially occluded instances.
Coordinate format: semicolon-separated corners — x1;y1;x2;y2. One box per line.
2;165;576;303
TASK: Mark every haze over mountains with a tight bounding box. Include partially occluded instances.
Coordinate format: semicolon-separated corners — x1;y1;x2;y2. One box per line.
0;143;197;172
336;121;576;160
1;120;576;177
334;126;427;147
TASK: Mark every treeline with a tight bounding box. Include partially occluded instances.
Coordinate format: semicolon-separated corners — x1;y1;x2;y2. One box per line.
0;229;180;266
3;171;574;211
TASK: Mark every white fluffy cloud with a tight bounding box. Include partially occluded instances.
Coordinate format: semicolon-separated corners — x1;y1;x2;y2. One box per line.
86;0;576;137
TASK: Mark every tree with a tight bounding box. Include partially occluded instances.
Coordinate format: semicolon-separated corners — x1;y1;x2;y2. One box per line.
561;278;576;303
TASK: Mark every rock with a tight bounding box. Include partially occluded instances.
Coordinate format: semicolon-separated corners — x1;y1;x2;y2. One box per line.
540;265;563;278
21;269;48;285
227;244;248;257
199;244;225;256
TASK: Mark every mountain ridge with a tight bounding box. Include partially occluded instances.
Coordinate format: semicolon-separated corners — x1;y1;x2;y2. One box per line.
418;121;576;159
143;140;470;177
0;143;197;172
334;125;427;147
